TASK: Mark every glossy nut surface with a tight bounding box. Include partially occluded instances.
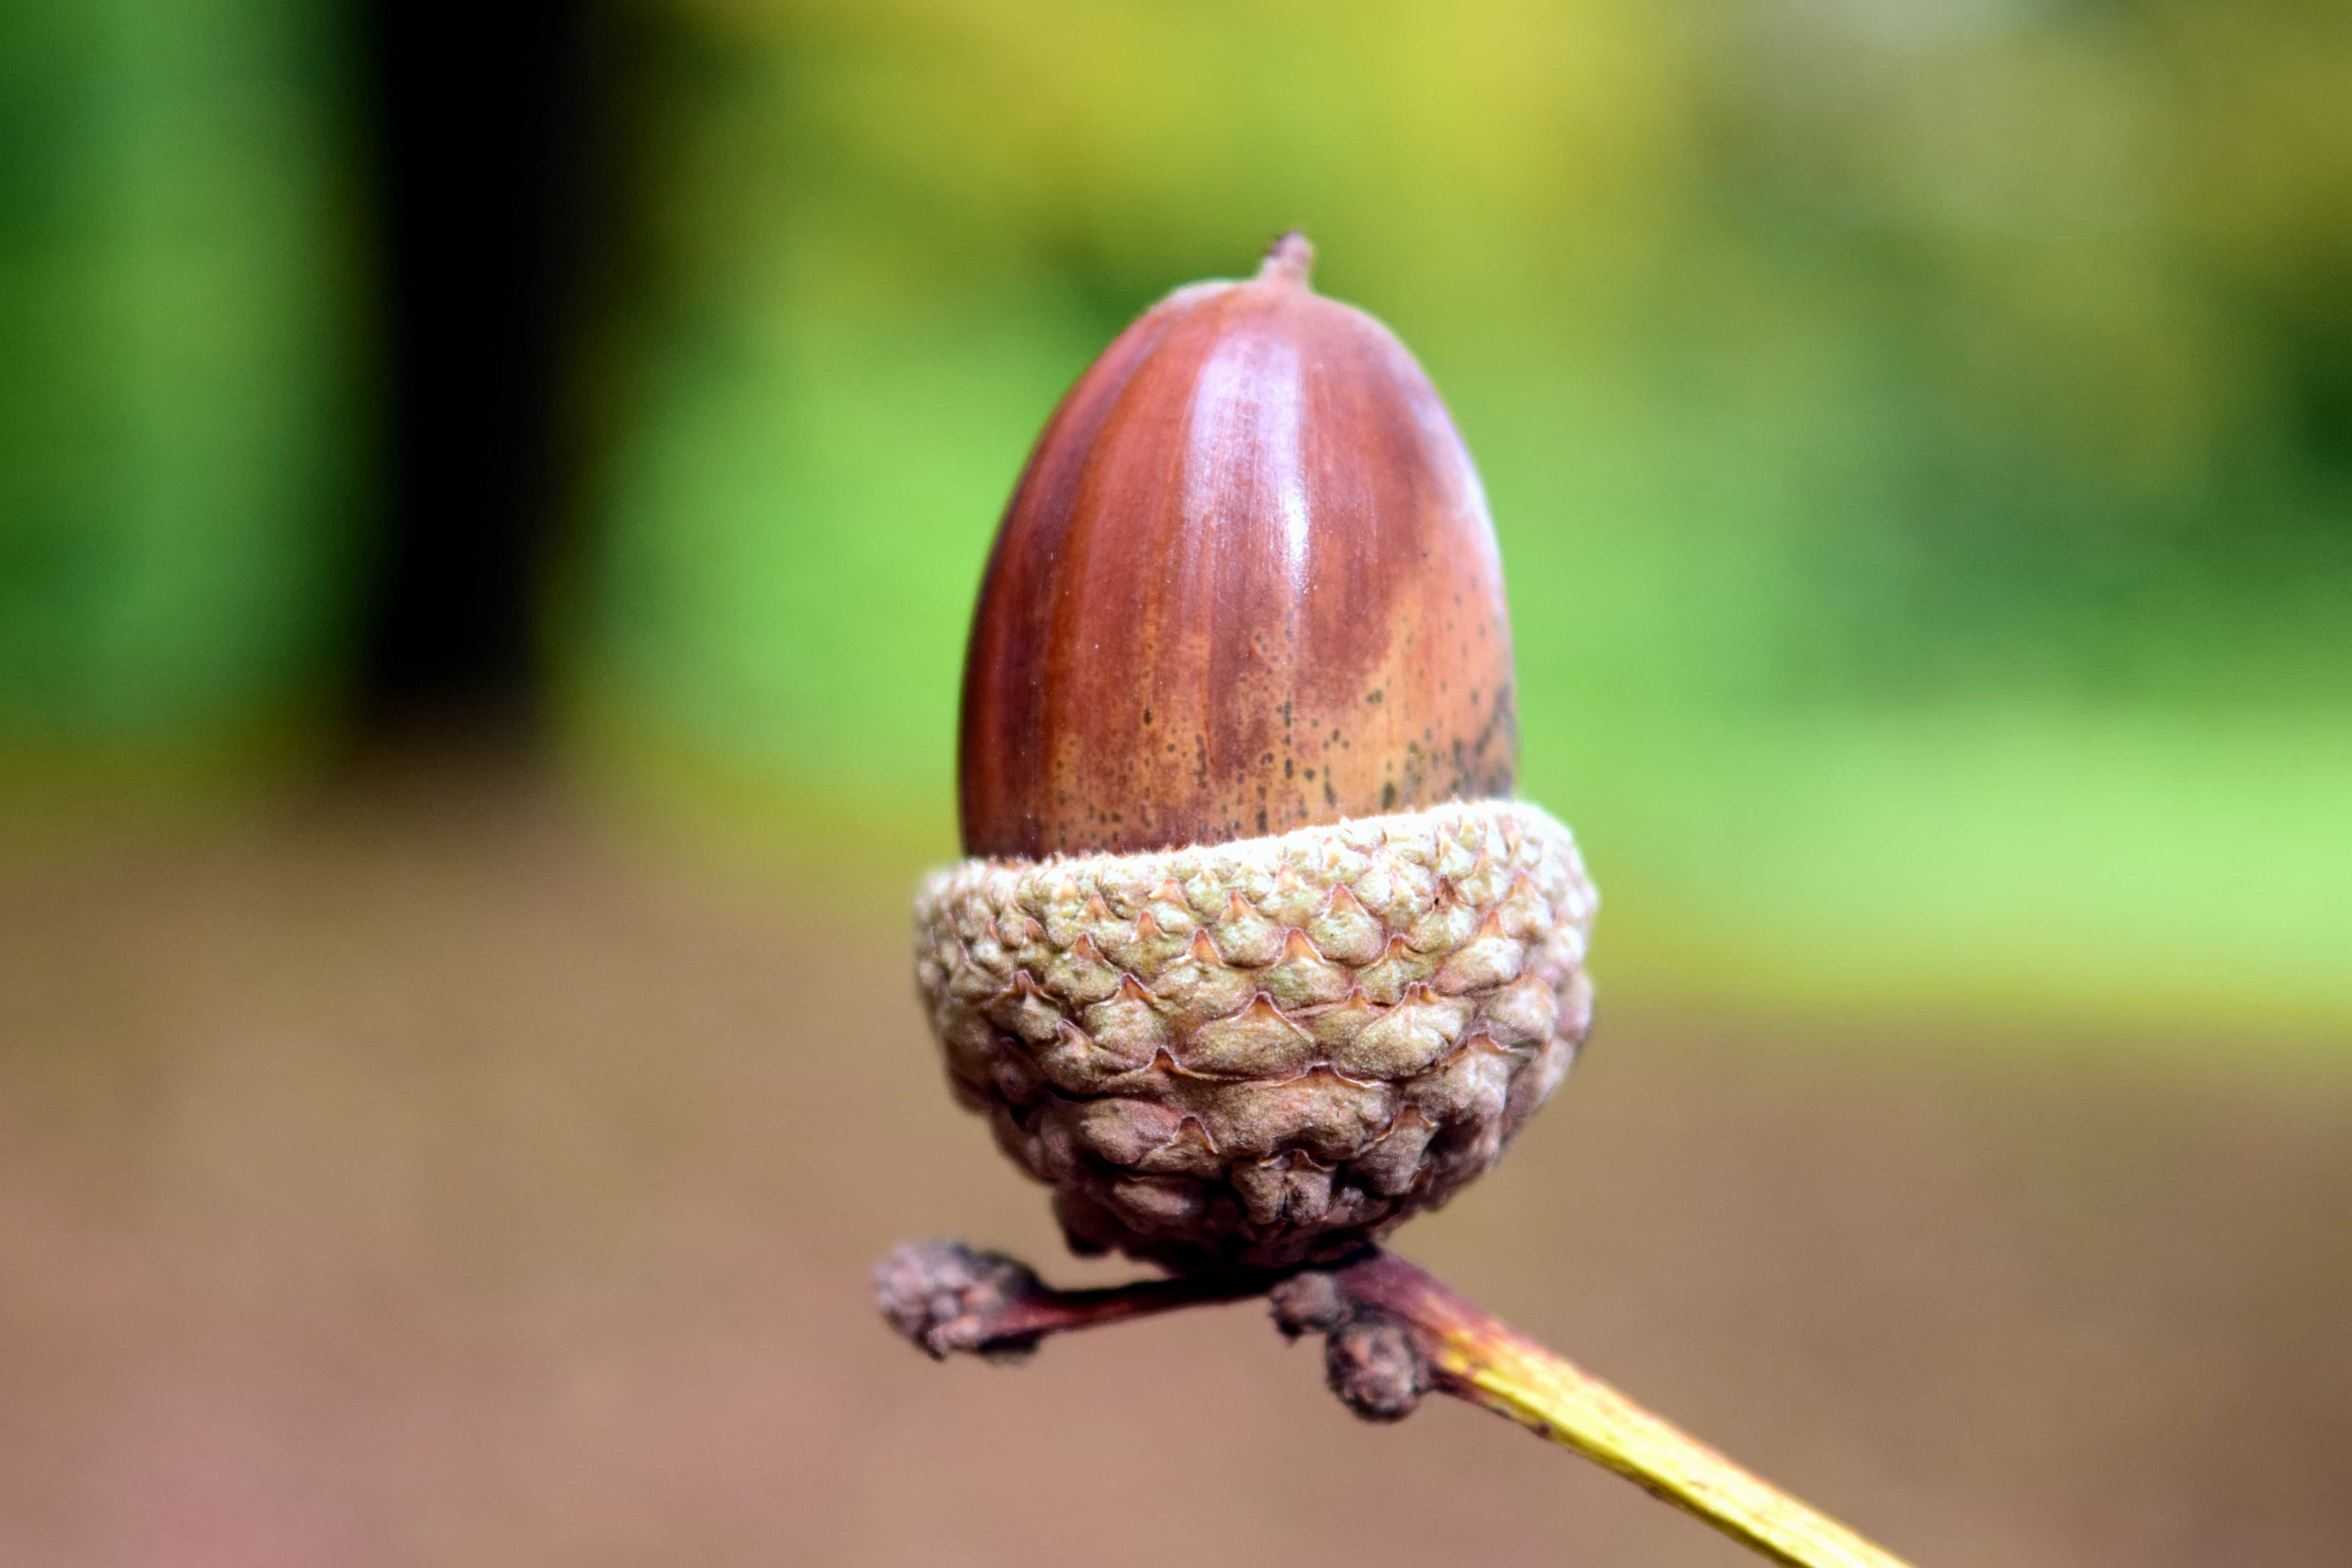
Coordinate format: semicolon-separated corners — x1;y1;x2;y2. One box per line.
959;234;1517;860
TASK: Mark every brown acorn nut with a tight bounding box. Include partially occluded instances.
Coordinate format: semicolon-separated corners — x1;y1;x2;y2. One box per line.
959;231;1517;860
916;235;1596;1274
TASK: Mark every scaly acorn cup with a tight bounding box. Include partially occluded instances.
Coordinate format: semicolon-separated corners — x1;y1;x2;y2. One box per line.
914;233;1597;1274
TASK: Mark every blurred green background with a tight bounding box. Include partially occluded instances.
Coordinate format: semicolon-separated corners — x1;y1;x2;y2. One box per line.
6;0;2349;1026
4;7;2350;1566
0;0;369;767
577;0;2352;1030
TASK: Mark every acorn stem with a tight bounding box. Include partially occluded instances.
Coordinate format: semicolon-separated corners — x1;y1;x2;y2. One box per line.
875;1241;1920;1568
1319;1252;1918;1568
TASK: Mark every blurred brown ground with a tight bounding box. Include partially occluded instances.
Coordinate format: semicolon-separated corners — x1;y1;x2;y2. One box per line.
2;752;2346;1568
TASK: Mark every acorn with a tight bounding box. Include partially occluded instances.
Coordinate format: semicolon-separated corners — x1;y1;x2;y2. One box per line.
914;234;1596;1274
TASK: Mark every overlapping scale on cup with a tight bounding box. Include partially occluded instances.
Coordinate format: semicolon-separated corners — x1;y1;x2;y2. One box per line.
914;801;1596;1271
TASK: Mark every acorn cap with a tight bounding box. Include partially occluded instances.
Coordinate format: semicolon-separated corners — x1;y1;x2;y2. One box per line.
959;232;1517;862
916;799;1595;1272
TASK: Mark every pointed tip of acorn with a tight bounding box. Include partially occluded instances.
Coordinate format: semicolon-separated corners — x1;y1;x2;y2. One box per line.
1258;230;1315;287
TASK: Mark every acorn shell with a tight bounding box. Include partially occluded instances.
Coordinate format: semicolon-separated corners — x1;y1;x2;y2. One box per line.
959;234;1518;862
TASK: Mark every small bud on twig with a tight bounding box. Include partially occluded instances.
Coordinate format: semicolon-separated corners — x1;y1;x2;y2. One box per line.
1271;1263;1429;1419
1323;1317;1428;1421
873;1240;1050;1363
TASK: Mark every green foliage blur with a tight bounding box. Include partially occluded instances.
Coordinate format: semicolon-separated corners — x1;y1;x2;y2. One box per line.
0;0;369;766
573;0;2350;1029
2;0;2343;1031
